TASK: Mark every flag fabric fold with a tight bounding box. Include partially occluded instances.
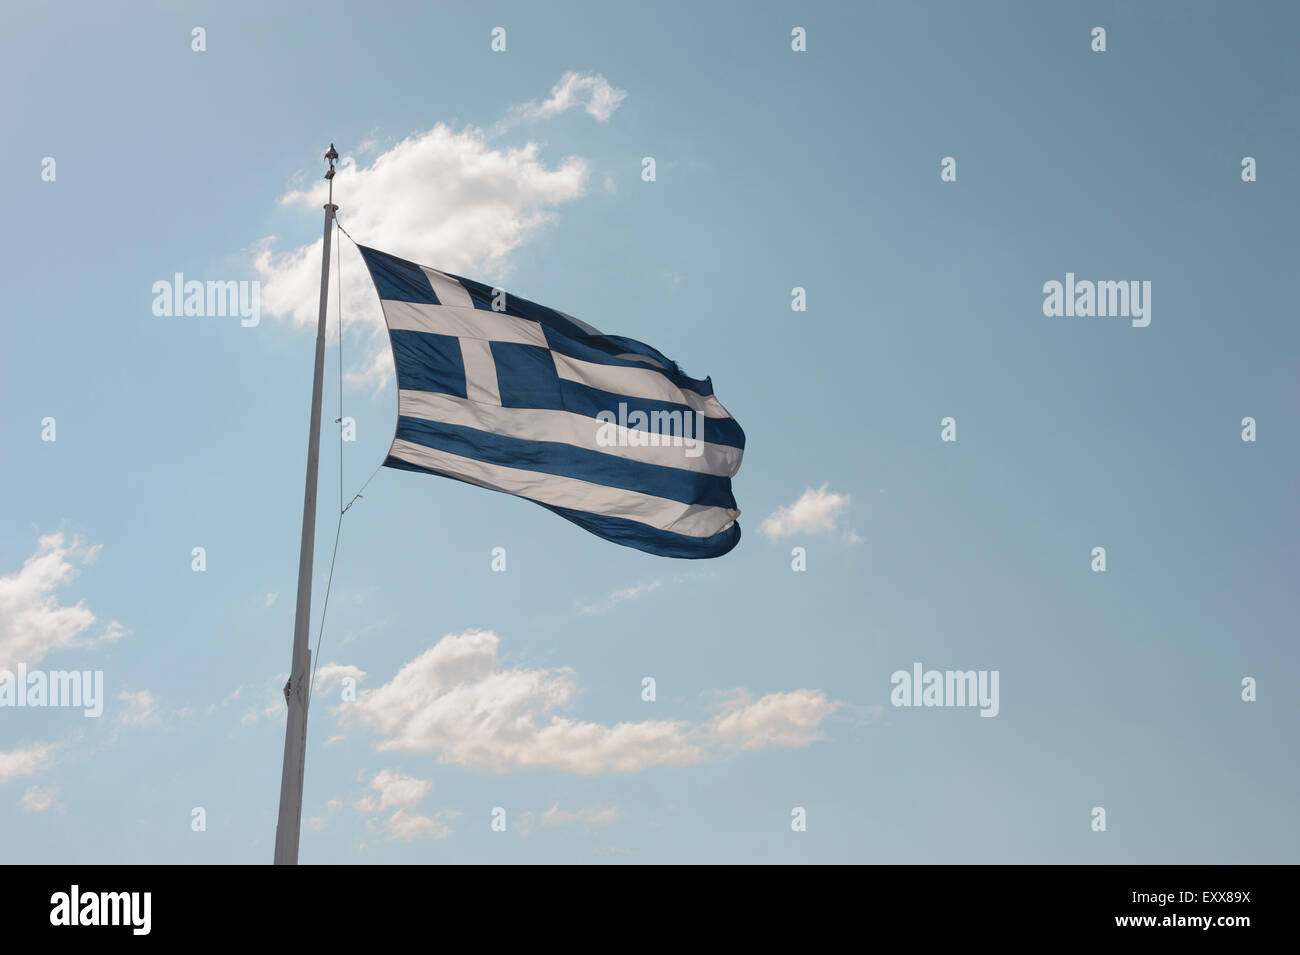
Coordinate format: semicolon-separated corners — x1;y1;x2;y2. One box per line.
358;245;745;558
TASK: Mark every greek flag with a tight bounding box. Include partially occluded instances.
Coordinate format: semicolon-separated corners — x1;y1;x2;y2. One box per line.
358;246;745;558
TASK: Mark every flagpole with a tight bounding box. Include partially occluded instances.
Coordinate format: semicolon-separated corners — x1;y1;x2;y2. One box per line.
274;144;339;865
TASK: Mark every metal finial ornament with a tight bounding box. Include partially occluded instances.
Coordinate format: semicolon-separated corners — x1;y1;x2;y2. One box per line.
324;143;338;180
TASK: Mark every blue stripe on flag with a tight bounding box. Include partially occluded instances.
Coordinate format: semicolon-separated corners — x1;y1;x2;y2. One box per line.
394;415;738;509
556;380;747;449
357;246;438;304
446;272;593;339
484;340;745;449
541;327;715;397
381;453;740;559
540;502;740;559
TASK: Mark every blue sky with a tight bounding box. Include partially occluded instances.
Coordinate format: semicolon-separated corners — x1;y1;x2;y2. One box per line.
1;0;1297;863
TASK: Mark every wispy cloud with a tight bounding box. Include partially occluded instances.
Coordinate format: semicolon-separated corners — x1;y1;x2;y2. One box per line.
542;803;621;827
575;580;661;615
704;689;840;751
116;689;158;727
313;663;366;693
0;741;60;783
374;808;454;842
338;630;701;774
353;769;431;814
336;631;841;775
0;533;125;669
305;797;344;832
760;485;851;540
500;71;627;128
20;784;60;812
348;768;456;844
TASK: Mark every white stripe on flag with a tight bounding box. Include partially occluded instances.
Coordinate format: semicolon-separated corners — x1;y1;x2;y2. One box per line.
458;339;501;406
398;389;742;477
420;268;474;309
551;352;730;418
557;310;602;336
383;300;546;347
388;438;738;538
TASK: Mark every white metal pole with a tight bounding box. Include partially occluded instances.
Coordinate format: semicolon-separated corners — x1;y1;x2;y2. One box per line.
274;144;339;865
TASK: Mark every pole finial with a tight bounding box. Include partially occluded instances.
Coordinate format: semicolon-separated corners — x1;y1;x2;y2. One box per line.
324;143;338;180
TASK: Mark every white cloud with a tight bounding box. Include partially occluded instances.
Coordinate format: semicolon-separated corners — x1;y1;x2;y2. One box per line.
378;808;451;842
305;797;345;832
760;485;851;539
255;123;591;391
0;533;123;669
241;704;276;727
0;741;58;782
313;662;366;692
338;630;703;774
542;803;621;827
706;689;840;751
336;631;841;774
504;71;627;126
575;579;660;615
353;769;431;814
117;688;157;727
20;784;59;812
265;592;278;607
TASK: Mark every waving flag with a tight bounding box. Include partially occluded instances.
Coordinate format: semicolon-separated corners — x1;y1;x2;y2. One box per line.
358;246;745;558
